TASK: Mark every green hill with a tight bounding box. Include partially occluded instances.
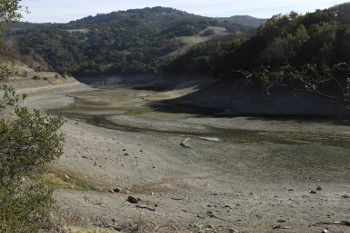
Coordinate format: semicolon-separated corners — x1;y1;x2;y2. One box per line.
7;7;254;76
164;3;350;79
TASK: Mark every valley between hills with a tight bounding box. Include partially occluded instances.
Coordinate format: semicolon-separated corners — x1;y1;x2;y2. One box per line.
3;3;350;233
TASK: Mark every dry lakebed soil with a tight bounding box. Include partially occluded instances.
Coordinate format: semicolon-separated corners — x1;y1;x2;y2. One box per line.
19;75;350;233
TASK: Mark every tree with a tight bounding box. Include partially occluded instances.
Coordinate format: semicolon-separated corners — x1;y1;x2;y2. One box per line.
0;1;65;232
0;0;22;85
237;63;350;108
329;2;350;24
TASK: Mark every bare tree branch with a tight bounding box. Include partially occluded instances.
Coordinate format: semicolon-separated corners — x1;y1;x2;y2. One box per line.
236;63;350;107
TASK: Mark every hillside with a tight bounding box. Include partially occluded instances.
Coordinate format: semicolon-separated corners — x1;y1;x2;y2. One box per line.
6;60;84;93
161;3;350;117
6;7;254;76
217;15;267;27
165;3;350;78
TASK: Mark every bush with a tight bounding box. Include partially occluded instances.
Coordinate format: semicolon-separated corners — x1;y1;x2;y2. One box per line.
0;100;64;232
200;29;215;37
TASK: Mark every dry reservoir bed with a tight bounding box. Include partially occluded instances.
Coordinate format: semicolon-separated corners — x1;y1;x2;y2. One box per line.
23;77;350;233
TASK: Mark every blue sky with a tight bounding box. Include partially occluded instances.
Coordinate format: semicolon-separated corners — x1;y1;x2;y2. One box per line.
20;0;348;23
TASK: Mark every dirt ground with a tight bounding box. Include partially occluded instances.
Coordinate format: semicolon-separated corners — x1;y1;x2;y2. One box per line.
22;76;350;233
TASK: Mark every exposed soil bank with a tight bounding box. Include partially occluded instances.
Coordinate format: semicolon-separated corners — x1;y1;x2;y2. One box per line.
165;79;350;118
6;62;88;97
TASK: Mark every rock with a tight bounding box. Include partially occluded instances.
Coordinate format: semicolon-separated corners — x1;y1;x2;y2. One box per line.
122;149;126;151
342;194;350;198
139;149;143;152
82;155;89;159
94;161;98;166
228;229;238;233
277;219;286;223
113;188;121;193
316;186;323;191
322;230;328;233
288;189;294;191
310;190;317;194
127;196;139;204
124;153;129;156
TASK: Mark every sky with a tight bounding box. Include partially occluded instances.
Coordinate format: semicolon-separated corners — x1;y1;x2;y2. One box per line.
20;0;348;23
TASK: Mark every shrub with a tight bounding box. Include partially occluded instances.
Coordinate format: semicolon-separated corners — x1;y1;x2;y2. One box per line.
0;91;65;232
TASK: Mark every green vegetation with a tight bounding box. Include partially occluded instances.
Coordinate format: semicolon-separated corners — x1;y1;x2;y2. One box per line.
41;173;92;192
164;33;249;75
7;7;254;76
214;7;350;76
166;5;350;77
165;3;350;106
217;15;267;27
0;1;65;232
200;29;215;37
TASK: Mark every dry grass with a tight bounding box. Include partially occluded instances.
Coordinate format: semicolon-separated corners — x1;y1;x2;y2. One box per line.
46;165;112;192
